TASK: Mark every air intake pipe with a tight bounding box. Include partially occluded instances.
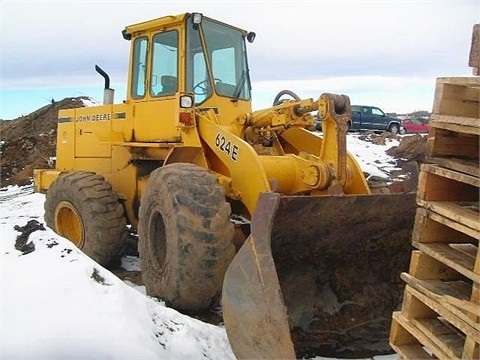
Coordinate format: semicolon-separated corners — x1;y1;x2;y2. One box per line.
95;65;114;105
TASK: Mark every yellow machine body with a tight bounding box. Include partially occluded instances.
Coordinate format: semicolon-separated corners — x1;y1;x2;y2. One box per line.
34;13;369;227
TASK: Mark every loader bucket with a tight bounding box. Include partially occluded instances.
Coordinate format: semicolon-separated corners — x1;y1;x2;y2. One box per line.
222;191;417;359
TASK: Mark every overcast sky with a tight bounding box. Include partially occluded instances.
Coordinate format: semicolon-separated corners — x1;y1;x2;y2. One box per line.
1;0;478;119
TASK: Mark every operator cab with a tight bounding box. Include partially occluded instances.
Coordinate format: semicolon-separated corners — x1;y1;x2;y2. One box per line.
124;12;254;105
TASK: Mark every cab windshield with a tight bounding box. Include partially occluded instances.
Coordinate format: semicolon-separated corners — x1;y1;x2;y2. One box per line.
186;16;251;104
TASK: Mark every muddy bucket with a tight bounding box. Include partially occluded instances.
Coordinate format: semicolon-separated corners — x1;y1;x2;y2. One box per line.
222;191;417;359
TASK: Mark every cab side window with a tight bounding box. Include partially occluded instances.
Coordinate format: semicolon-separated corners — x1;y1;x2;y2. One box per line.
151;31;178;97
131;37;148;99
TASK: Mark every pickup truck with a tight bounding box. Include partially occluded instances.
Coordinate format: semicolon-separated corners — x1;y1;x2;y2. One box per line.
349;105;404;134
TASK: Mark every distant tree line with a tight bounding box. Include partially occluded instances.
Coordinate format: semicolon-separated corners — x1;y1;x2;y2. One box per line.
387;110;431;119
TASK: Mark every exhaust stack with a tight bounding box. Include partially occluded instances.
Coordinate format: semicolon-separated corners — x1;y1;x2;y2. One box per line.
95;65;114;105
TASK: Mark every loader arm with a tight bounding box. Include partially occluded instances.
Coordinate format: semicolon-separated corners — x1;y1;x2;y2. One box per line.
196;110;272;213
317;93;351;194
243;93;370;196
196;93;370;215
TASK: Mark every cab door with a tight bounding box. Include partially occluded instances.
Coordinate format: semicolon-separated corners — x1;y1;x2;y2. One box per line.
130;30;182;142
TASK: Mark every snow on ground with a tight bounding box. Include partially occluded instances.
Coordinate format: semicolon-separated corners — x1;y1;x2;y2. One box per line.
0;135;402;360
0;186;234;360
347;135;401;180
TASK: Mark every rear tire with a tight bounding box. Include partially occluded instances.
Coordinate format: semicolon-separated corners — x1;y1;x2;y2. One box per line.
138;163;235;312
44;172;127;267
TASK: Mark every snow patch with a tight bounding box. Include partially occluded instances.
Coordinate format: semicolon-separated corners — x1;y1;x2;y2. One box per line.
81;97;101;107
121;255;141;272
0;185;235;359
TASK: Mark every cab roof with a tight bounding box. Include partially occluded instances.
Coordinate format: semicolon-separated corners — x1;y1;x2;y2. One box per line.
123;13;249;38
124;13;188;36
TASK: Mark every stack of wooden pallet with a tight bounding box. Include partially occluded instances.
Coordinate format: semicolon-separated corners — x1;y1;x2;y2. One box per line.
389;75;479;359
389;24;480;360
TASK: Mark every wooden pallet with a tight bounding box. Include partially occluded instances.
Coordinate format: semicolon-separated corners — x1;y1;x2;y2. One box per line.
390;75;480;359
391;249;480;359
417;164;479;239
432;77;480;120
427;77;480;166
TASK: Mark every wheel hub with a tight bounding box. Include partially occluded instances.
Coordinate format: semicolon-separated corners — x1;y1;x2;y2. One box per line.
55;201;85;248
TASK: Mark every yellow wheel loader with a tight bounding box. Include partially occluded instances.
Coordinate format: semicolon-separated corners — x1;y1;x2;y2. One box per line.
34;13;417;359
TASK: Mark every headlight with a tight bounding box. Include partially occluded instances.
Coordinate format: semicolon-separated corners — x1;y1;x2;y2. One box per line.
192;13;202;25
180;95;193;108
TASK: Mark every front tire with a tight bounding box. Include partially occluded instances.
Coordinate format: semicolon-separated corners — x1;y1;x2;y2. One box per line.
388;123;400;135
44;172;127;267
138;163;235;312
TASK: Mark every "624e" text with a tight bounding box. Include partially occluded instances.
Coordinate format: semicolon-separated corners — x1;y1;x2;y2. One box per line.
215;133;239;162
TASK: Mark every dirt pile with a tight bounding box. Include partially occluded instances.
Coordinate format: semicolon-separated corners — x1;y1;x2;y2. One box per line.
386;133;427;163
357;131;428;162
0;97;88;187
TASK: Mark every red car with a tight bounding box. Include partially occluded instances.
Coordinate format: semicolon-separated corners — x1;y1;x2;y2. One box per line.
400;118;429;134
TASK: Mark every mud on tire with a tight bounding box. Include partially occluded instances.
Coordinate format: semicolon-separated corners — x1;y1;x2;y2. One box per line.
44;172;127;267
138;163;235;312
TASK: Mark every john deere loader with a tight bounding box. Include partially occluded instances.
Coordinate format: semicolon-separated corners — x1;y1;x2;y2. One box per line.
34;13;416;359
